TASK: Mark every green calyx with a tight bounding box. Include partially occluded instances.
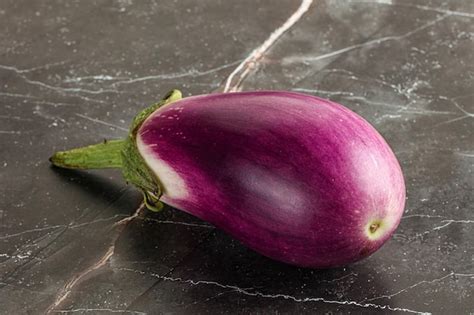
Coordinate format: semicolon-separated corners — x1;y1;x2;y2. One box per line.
49;89;183;212
121;89;182;211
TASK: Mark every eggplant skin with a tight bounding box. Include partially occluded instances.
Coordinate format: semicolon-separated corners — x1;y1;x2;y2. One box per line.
137;91;405;268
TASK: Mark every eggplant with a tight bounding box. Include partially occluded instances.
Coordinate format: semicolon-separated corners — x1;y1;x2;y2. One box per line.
50;90;405;268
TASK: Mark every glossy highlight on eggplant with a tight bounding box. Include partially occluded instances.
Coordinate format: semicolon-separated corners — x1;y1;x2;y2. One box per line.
50;90;406;268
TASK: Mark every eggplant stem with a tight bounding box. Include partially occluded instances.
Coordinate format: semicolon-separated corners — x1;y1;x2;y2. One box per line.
50;139;126;169
49;89;182;212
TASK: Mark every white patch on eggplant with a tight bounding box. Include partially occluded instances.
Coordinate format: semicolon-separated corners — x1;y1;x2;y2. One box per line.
136;134;189;201
350;144;403;239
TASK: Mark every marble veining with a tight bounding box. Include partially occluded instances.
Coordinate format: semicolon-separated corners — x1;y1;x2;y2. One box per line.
0;0;472;314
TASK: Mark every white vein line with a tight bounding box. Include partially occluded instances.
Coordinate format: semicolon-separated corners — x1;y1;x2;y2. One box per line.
75;113;128;131
120;268;429;314
351;97;454;115
53;308;146;314
69;215;129;229
375;114;401;120
45;205;146;314
314;68;402;93
0;64;117;95
344;96;417;111
431;221;453;231
286;14;449;64
0;92;37;99
434;115;470;126
292;91;456;115
46;248;115;313
223;0;313;92
0;214;129;240
401;214;446;220
292;88;354;96
365;2;474;18
0;225;63;240
64;75;130;83
30;100;75;107
73;95;107;104
397;109;455;115
432;220;474;231
114;60;241;86
22;77;117;95
0;61;67;73
455;152;474;158
0;64;33;73
0;130;22;134
364;272;474;302
438;96;474;116
413;219;474;239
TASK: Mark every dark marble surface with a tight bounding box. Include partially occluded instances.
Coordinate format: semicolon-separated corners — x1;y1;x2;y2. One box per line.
1;0;473;314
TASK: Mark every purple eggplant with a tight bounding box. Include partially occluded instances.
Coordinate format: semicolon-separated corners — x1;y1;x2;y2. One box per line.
50;90;405;268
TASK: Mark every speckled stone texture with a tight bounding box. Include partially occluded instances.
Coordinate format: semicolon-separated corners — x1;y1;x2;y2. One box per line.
0;0;473;314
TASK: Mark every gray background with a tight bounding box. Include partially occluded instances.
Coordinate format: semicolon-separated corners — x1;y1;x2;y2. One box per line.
0;0;473;314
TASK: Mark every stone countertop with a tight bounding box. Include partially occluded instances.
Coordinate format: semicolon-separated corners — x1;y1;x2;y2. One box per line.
1;0;473;314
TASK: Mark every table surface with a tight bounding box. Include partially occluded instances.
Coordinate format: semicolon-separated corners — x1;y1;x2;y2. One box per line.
1;0;473;314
